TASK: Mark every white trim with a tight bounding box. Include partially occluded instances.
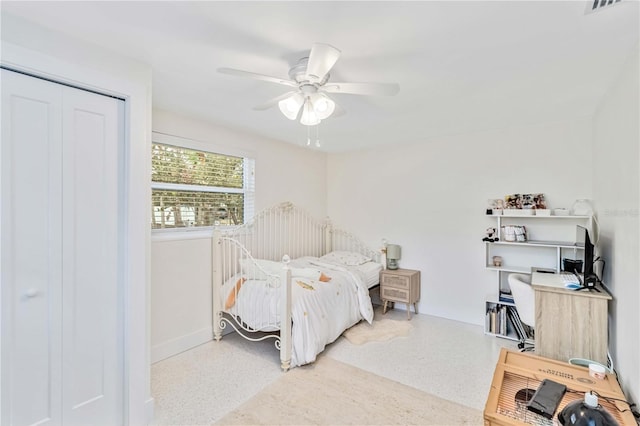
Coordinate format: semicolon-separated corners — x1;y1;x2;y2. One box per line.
152;230;213;242
151;326;213;364
152;131;253;159
151;182;244;194
144;398;154;426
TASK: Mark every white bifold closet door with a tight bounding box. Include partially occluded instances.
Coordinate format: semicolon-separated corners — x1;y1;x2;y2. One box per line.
1;69;124;425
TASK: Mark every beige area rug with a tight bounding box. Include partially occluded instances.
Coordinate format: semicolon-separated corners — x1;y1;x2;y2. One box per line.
342;318;413;345
216;356;483;425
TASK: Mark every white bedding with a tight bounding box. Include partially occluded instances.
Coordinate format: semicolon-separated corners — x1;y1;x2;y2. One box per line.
221;257;376;367
309;258;382;289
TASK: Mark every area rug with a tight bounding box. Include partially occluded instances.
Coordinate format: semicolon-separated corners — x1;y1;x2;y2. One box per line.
342;317;413;345
216;356;483;425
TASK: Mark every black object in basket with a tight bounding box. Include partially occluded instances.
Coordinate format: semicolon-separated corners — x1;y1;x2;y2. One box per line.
527;379;567;419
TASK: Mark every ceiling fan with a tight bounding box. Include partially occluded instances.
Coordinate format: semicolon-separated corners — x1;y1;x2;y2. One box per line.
218;43;400;126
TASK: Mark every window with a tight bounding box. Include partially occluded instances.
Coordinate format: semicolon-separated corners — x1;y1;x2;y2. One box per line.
151;138;254;230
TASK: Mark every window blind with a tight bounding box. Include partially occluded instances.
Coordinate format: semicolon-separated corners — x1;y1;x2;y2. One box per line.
151;142;254;229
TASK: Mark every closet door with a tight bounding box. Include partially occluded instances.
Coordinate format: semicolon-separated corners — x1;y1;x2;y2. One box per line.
60;83;123;425
1;69;124;425
1;69;64;426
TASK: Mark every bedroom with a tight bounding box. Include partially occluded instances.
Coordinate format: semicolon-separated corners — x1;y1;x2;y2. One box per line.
1;1;638;425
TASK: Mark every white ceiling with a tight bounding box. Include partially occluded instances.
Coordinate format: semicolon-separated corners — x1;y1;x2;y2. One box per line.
2;1;639;152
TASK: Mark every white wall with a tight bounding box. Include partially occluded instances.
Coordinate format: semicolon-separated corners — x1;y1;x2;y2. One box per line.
150;109;327;361
151;236;213;363
1;13;153;425
327;118;593;325
592;44;639;404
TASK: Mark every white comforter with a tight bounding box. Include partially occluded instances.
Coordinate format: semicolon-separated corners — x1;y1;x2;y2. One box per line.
221;257;374;367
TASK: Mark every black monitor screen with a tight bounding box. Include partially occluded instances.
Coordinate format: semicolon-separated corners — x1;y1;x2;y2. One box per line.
576;225;596;284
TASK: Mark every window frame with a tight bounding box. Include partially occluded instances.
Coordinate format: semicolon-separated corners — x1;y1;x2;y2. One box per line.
150;131;255;234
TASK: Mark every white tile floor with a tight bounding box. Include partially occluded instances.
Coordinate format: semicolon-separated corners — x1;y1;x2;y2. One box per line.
151;306;517;425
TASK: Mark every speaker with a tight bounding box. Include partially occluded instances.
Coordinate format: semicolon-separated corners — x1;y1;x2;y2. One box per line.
563;258;583;274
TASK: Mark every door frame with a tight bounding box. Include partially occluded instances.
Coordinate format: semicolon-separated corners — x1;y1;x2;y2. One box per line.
1;41;153;424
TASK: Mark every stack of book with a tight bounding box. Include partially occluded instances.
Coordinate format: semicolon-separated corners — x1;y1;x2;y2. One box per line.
499;291;514;304
486;304;533;341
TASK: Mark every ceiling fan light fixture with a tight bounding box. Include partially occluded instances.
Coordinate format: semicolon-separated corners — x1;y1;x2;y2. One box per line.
278;93;304;120
300;99;320;126
310;93;336;120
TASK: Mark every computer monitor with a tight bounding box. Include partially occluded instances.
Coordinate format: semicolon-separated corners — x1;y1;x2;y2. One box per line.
576;225;597;287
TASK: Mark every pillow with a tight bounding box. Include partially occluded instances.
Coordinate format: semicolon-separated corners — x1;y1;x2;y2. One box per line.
238;258;282;280
319;251;371;266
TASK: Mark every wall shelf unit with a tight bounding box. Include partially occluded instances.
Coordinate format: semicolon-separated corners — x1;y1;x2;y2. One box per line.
483;213;592;341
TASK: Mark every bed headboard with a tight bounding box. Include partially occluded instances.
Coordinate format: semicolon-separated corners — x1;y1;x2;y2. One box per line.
213;201;381;263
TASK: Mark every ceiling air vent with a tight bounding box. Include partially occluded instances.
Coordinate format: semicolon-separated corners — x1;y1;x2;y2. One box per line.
585;0;623;14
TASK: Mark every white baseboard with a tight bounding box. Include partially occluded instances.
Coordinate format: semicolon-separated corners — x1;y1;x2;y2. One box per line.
144;397;155;425
151;326;212;363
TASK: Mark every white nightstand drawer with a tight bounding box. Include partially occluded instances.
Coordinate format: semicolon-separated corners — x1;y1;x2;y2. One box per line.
381;274;410;289
381;286;409;302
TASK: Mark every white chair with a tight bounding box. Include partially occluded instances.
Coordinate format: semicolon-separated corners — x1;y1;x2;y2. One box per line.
508;273;535;351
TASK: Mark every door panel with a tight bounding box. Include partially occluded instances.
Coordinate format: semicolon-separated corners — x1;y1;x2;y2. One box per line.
1;69;63;426
61;86;123;425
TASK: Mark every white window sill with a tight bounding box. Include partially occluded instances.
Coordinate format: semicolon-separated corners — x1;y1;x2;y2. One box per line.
151;228;213;242
151;225;239;242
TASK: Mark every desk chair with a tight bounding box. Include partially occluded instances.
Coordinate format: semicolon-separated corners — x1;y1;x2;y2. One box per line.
508;273;535;351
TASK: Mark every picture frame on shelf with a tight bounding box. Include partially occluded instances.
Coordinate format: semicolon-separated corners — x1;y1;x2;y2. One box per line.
504;194;522;209
533;193;547;209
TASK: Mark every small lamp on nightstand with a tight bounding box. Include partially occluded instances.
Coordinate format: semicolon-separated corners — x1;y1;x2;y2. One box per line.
386;244;401;270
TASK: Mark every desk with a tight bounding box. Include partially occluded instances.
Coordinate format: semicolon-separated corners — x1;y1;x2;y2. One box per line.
531;272;612;365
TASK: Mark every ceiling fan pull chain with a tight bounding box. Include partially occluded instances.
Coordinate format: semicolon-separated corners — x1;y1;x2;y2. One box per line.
306;125;311;147
315;124;321;148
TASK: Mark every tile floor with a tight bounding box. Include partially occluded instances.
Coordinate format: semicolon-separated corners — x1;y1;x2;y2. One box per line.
151;306;516;425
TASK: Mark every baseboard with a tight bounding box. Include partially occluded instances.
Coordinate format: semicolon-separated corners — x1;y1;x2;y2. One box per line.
151;326;212;363
145;397;155;425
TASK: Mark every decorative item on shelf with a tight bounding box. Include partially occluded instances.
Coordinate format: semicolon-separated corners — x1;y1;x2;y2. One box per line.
502;225;527;242
501;193;546;215
492;256;503;267
487;199;504;215
533;193;547;209
535;209;551;216
482;227;499;242
505;194;523;209
386;244;401;270
572;199;594;216
521;194;536;209
553;208;570;216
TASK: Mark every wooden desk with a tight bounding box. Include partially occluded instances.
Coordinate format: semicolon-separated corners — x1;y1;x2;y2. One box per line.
531;272;612;365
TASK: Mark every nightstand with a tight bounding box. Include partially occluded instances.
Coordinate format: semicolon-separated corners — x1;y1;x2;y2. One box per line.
380;268;420;320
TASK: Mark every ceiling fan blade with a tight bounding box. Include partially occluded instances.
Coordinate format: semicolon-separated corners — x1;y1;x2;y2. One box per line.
253;91;299;111
323;82;400;96
305;43;341;82
218;67;297;87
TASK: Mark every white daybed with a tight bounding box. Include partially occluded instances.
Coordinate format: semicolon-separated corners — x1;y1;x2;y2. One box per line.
212;202;382;371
